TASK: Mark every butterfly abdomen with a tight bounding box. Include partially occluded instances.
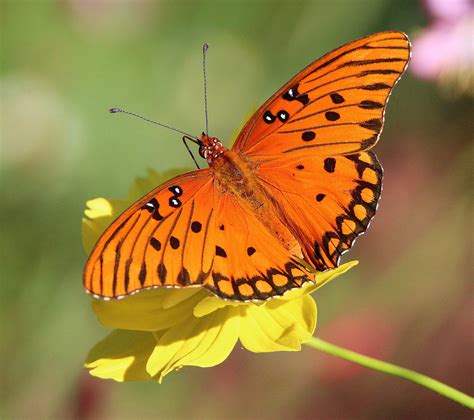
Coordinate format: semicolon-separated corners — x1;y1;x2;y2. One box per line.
211;150;303;256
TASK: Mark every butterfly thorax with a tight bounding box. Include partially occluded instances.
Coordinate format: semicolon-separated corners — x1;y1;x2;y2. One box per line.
200;135;263;208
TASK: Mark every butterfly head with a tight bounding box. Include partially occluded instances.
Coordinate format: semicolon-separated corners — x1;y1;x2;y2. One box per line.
198;133;226;164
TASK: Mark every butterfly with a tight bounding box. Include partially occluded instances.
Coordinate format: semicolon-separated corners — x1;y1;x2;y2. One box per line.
83;31;410;302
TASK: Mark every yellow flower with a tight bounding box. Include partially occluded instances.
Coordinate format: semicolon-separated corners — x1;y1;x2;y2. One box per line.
82;169;357;383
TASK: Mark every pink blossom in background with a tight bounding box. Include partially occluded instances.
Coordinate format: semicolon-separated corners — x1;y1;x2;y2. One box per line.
411;0;473;94
423;0;472;22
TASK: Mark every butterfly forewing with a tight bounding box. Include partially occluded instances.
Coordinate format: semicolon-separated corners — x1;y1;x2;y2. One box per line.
233;31;410;157
83;171;216;299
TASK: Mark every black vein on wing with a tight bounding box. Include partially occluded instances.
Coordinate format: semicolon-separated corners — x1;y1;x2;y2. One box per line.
112;213;141;295
282;141;362;154
156;207;184;284
200;208;214;275
124;212;154;292
287;101;378;125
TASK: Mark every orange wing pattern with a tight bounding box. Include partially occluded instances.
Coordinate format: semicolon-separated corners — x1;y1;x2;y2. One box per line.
205;193;312;300
257;150;382;270
84;31;410;301
231;31;410;272
233;31;410;158
84;171;312;301
83;170;216;299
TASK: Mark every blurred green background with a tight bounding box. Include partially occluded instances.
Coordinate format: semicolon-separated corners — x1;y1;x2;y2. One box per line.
1;0;472;419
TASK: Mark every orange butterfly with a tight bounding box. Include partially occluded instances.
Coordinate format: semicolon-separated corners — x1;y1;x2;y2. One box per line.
84;31;410;301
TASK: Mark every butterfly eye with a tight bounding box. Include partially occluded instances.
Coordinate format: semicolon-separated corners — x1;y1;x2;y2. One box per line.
199;146;207;159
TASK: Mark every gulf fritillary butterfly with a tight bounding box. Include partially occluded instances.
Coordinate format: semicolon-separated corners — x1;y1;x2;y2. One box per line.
84;31;410;302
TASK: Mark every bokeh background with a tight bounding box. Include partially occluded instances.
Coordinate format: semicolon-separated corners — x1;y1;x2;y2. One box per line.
2;0;473;419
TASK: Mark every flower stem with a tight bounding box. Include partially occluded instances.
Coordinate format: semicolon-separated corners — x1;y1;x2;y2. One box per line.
305;337;474;409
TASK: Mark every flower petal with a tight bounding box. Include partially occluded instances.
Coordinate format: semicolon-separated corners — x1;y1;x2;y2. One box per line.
81;198;128;254
193;295;243;318
161;287;205;310
239;295;317;352
92;288;207;331
146;307;240;382
280;260;359;300
85;329;158;382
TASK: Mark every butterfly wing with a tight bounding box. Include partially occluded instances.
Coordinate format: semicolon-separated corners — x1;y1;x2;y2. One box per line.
205;192;312;301
84;170;312;301
232;31;410;157
231;31;410;271
257;150;382;270
83;170;217;299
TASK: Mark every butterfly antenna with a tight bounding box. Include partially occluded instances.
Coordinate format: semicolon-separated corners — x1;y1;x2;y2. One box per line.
202;42;209;137
109;108;201;142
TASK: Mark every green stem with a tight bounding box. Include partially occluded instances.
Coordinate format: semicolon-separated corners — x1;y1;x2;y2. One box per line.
305;337;474;409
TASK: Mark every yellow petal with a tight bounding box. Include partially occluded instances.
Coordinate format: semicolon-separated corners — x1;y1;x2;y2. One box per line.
161;287;204;310
81;198;128;254
193;295;243;318
92;288;207;331
280;260;359;300
85;329;158;382
146;307;240;383
239;295;317;352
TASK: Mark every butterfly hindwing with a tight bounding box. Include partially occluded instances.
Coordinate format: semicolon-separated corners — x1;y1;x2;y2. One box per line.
204;194;312;301
257;150;382;270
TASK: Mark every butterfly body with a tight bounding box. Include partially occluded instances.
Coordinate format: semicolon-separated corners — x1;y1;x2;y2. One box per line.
84;31;410;301
209;144;302;255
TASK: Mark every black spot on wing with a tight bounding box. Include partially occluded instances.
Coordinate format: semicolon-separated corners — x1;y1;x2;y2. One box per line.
170;236;180;249
360;118;383;131
324;157;336;173
216;246;227;258
191;221;202;233
150;237;161;251
359;100;383;109
325;111;340;121
330;93;345;104
263;110;276;124
302;131;316;141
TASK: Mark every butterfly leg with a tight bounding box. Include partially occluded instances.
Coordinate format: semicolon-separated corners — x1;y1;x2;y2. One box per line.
182;136;201;169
